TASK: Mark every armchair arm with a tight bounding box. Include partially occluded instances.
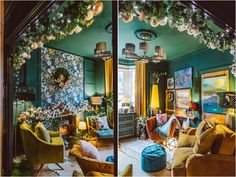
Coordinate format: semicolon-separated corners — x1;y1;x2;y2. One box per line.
48;131;61;137
187;128;197;135
76;156;114;176
186;154;235;176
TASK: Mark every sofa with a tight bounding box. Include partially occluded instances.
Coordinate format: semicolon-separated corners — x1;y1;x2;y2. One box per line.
171;121;235;176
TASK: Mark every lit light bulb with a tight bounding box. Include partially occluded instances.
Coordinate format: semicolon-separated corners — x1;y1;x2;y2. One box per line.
159;17;168;26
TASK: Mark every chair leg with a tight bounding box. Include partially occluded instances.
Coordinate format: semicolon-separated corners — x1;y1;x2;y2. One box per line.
36;164;44;176
55;163;64;170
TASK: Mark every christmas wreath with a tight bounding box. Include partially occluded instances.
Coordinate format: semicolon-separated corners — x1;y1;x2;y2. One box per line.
52;67;71;89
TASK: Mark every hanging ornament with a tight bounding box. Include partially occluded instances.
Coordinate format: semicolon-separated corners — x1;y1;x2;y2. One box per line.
230;48;235;55
122;13;133;23
47;35;55;41
150;18;159;27
187;28;195;35
158;17;168;26
208;42;216;49
38;41;44;48
137;11;146;21
85;10;94;21
92;1;103;16
31;42;39;49
177;24;188;32
21;52;29;59
26;54;31;60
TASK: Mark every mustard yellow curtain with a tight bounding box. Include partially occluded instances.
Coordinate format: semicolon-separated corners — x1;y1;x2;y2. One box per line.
135;61;146;116
105;58;113;96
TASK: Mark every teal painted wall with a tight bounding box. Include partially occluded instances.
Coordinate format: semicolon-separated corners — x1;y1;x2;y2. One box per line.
167;48;235;116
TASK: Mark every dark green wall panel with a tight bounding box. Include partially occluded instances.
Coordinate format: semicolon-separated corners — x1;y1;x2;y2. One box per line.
167;48;235;117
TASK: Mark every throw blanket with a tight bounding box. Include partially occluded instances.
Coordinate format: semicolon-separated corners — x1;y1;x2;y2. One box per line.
154;116;181;139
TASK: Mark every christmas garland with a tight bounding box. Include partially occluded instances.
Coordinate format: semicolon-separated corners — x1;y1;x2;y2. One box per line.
13;0;104;69
119;1;235;53
52;67;71;89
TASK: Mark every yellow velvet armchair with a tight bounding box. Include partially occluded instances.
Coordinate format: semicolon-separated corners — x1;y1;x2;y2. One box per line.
20;123;65;175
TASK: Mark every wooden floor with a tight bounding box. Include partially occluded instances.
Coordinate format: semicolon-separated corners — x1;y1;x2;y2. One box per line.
119;138;172;177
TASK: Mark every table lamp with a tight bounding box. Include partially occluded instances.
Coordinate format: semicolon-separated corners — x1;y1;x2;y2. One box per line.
90;96;103;114
78;121;87;139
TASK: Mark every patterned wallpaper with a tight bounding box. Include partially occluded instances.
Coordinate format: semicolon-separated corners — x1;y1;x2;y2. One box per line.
41;47;84;109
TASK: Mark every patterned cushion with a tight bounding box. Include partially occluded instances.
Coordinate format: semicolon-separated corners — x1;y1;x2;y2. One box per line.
156;113;167;126
96;116;110;130
70;140;100;159
35;122;51;143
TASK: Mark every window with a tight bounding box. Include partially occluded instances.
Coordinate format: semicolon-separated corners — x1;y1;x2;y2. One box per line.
118;65;135;111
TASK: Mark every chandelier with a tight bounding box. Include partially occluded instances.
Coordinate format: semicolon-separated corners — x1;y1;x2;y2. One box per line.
94;42;112;60
122;30;166;63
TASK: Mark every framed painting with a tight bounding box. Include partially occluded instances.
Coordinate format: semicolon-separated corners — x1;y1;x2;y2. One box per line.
166;90;175;111
201;70;229;114
175;89;191;109
174;67;193;89
167;77;174;89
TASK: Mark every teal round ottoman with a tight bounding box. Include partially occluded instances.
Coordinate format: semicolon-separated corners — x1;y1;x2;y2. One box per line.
141;144;166;172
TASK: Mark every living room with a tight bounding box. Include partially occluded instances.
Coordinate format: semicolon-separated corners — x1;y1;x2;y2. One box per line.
1;1;235;177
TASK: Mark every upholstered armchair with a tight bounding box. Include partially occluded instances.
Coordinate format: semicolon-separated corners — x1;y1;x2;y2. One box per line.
86;116;113;144
20;123;64;175
146;115;177;142
76;156;133;177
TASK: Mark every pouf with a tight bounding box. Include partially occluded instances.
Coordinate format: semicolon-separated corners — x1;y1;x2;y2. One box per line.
141;144;166;172
105;155;114;163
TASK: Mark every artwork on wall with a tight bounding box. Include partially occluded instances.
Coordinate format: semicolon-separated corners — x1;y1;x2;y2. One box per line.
175;89;191;109
201;70;229;114
174;67;192;89
167;78;174;89
166;90;175;111
41;47;84;109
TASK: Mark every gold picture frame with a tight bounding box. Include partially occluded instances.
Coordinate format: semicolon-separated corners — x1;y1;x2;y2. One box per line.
175;89;192;109
166;90;175;111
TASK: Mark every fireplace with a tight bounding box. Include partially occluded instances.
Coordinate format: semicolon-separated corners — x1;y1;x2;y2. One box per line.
58;114;77;136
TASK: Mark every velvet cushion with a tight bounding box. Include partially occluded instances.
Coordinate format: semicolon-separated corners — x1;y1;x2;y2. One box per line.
35;122;51;143
177;133;196;148
155;113;167;126
172;147;194;168
96;116;110;130
211;124;235;155
70;140;100;159
193;126;215;154
96;129;113;138
120;164;133;177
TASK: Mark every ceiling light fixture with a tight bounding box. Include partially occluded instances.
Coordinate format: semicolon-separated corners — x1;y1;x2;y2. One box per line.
122;29;166;63
94;42;112;60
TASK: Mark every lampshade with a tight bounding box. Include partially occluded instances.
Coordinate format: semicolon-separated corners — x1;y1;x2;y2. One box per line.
90;96;103;105
96;42;106;51
78;121;87;130
189;102;197;111
139;42;149;52
155;46;166;59
150;84;160;108
125;43;135;53
217;92;236;108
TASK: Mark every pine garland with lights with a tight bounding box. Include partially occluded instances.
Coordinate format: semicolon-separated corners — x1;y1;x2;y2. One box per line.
119;1;235;52
13;0;104;69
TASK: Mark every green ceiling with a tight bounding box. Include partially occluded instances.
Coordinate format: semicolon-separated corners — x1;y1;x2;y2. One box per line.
46;1;209;61
46;1;112;58
119;18;207;61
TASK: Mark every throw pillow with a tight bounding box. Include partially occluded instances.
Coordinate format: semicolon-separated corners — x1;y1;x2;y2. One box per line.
211;124;235;155
156;113;167;126
35;122;51;143
193;126;215;154
177;133;196;148
96;116;110;130
70;140;100;159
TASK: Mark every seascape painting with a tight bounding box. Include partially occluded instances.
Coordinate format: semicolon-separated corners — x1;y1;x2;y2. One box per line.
202;75;229;114
175;67;192;89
